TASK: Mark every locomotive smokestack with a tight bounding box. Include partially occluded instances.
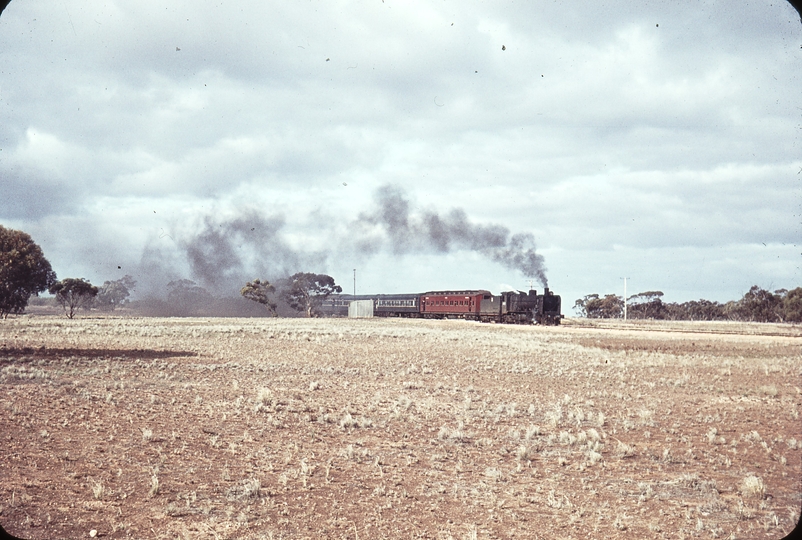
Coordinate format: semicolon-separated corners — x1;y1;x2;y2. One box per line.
544;287;550;296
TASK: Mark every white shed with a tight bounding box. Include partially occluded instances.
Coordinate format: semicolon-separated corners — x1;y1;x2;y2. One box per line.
348;300;374;318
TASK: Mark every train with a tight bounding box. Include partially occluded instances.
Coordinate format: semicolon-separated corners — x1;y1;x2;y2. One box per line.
319;288;562;325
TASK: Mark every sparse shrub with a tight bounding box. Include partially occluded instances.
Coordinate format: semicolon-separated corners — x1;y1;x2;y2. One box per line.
558;431;577;446
394;396;414;416
300;459;315;477
149;474;160;497
546;489;570;509
438;422;467;443
515;444;534;461
255;387;275;411
525;425;540;440
90;479;104;500
638;409;654;426
339;412;357;428
227;478;261;500
743;430;763;443
545;405;562;428
740;475;765;500
585;440;602;453
527;404;536;416
586;450;603;464
758;385;778;397
637;482;654;502
595;412;605;427
474;437;494;447
464;524;478;540
615;439;635;458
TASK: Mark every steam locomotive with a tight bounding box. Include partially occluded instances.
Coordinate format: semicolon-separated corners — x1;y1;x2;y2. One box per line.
320;288;562;325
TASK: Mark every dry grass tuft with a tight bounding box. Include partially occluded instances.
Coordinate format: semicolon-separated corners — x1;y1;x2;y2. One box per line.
148;474;160;498
586;449;603;464
339;412;358;428
90;479;104;500
438;422;467;443
515;444;535;461
545;405;562;428
254;387;275;411
740;475;765;500
614;439;635;458
758;385;778;397
226;478;261;501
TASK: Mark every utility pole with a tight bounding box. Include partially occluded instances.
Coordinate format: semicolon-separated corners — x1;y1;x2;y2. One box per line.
353;269;356;297
620;277;629;320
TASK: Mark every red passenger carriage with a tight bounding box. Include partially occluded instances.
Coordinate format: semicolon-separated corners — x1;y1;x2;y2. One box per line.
420;290;488;320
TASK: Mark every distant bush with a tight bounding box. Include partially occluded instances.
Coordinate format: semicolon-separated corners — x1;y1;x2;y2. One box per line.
574;285;801;323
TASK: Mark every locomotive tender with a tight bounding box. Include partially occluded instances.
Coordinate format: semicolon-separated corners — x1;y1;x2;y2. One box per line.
320;288;562;325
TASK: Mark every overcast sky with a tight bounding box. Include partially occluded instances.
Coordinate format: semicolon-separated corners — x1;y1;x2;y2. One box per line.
1;1;800;308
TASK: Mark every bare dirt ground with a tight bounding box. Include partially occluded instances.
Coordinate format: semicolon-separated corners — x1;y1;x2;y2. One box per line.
1;316;800;539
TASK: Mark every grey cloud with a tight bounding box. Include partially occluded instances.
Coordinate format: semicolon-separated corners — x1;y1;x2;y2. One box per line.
0;169;80;219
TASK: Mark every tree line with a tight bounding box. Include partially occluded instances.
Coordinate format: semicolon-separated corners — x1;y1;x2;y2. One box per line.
1;225;342;319
574;287;802;323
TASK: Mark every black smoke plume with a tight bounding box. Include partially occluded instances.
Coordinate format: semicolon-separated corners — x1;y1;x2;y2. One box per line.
130;185;547;312
179;211;311;293
179;211;332;296
357;185;548;286
132;210;323;301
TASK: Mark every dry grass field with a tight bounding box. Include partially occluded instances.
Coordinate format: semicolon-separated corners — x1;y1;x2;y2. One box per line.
1;315;800;539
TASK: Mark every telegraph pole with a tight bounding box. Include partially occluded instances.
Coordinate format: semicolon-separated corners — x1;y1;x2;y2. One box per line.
353;269;356;297
620;277;629;320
